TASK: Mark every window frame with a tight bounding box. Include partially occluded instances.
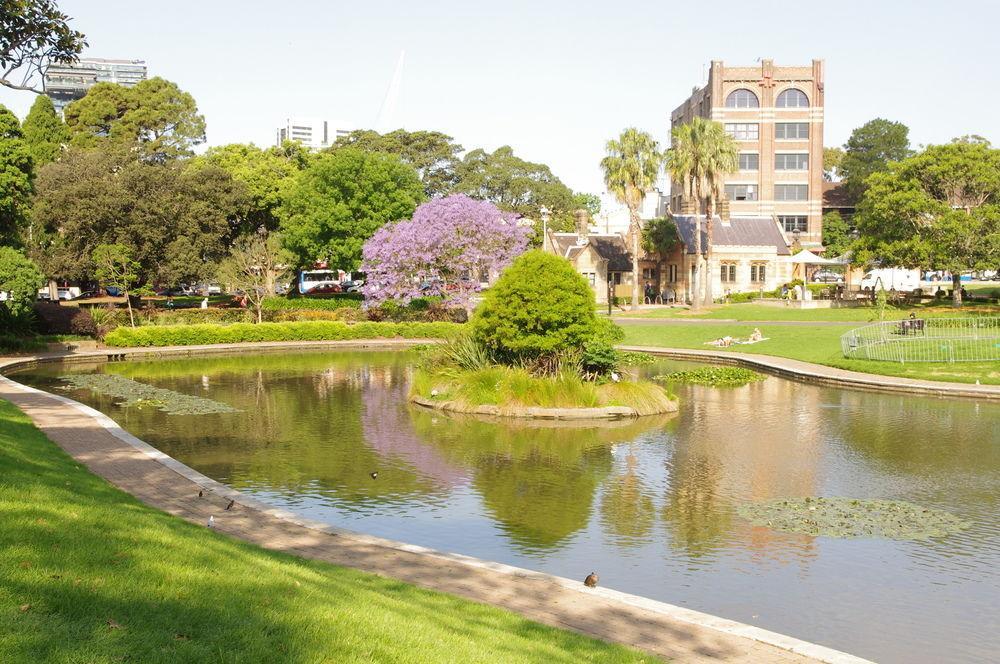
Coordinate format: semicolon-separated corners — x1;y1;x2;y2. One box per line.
776;88;809;108
775;122;809;140
774;185;809;202
774;153;809;170
725;88;760;108
725;122;760;141
724;184;758;202
738;153;759;171
750;263;767;283
720;262;737;283
778;215;809;232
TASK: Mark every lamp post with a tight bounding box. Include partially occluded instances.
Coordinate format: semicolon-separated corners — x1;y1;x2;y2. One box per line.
540;206;551;251
607;273;613;316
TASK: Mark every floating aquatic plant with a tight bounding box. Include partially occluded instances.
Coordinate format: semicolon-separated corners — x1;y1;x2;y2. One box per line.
653;366;765;387
737;497;971;540
61;374;239;416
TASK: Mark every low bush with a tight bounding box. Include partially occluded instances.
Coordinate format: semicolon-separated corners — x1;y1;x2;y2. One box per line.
103;321;462;347
32;302;97;337
262;295;364;311
0;334;48;354
142;308;253;326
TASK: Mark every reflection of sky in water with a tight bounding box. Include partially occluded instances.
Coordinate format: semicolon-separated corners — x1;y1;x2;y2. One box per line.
13;350;1000;664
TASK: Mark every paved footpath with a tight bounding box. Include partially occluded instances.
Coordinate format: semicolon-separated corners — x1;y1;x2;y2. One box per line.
0;345;874;664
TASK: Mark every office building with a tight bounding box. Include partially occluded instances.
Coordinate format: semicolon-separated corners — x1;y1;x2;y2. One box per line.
275;118;351;150
44;58;147;115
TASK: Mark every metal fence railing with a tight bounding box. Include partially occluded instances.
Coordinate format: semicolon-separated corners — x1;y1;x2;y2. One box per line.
841;317;1000;363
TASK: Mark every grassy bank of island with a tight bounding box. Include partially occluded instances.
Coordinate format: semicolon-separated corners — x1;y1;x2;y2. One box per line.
0;398;657;663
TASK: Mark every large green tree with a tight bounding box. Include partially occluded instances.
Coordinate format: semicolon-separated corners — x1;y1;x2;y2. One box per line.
823;146;844;181
331;129;462;197
452;145;575;231
601;128;663;310
665;117;737;308
64;77;206;160
854;141;1000;306
0;104;34;244
278;148;424;272
839;119;913;202
21;94;67;166
0;0;86;93
0;246;43;331
30;148;245;285
821;211;853;256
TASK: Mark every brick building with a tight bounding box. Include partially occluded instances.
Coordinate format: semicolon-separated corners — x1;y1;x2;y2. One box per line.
669;59;825;249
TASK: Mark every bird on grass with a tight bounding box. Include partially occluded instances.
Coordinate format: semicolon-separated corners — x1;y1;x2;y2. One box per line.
198;490;203;498
584;572;599;588
207;515;215;528
225;499;235;511
370;471;378;480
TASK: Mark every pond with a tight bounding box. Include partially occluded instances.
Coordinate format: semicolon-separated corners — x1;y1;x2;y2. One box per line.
11;350;1000;664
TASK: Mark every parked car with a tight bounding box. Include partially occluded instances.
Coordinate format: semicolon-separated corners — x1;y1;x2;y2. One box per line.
343;279;365;293
70;290;103;300
811;270;844;284
308;282;343;295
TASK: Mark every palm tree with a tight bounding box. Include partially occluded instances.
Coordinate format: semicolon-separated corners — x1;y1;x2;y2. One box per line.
600;128;663;310
666;117;738;308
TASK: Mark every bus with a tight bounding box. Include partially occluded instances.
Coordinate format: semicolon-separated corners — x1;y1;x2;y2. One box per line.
298;269;350;294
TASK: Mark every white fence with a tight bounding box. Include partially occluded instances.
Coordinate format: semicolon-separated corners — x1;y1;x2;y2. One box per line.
841;317;1000;363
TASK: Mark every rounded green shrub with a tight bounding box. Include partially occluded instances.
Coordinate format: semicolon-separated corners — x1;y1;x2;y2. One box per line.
470;250;597;361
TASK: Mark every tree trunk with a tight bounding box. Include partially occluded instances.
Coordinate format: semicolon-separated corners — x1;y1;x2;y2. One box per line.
690;192;702;311
952;274;963;308
629;206;641;311
48;279;59;301
125;290;135;328
703;196;714;307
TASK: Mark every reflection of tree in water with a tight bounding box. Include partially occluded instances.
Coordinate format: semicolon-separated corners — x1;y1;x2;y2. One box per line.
410;410;671;553
662;453;732;558
598;445;656;546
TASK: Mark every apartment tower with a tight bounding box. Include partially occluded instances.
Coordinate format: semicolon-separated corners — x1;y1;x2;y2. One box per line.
670;59;825;248
44;58;147;115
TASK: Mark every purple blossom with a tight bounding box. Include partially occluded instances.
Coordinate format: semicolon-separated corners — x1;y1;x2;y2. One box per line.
360;194;529;306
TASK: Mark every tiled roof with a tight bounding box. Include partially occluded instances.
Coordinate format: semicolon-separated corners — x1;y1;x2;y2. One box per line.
588;235;633;272
674;215;790;256
822;181;854;210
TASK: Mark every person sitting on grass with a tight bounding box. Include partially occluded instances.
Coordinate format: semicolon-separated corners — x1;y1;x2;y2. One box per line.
707;336;734;347
748;327;763;342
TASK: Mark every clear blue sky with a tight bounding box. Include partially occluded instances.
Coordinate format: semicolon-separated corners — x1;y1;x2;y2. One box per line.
1;0;997;194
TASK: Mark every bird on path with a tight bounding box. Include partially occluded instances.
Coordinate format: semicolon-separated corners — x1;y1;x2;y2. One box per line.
584;572;599;588
370;471;378;480
198;490;203;498
225;499;235;511
207;515;215;528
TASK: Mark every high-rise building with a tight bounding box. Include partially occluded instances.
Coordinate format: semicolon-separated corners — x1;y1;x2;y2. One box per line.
670;59;825;248
275;118;351;150
44;58;147;115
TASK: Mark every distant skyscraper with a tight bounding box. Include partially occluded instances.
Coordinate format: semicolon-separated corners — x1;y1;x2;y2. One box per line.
275;118;351;150
44;58;147;115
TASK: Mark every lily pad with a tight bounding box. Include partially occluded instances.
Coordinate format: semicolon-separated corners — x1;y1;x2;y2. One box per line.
61;374;239;416
737;497;971;540
654;366;765;387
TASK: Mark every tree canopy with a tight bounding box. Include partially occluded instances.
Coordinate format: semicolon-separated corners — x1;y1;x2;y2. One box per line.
331;129;462;197
0;246;43;321
30;148;246;284
823;146;844;181
0;0;86;93
572;192;601;216
839;118;913;202
278;148;424;271
0;104;34;244
21;94;67;167
821;211;853;256
854;141;1000;305
361;194;529;306
64;77;206;160
452;145;575;227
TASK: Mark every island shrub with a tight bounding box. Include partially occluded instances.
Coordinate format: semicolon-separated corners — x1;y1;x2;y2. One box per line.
471;251;597;367
104;321;461;347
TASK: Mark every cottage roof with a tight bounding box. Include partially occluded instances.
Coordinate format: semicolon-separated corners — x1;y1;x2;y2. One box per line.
673;215;790;256
549;232;633;272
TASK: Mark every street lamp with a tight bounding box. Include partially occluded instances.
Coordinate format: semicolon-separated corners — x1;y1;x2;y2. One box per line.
540;206;551;250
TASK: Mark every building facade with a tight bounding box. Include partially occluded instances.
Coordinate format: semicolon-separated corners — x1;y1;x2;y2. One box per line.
44;58;147;115
275;118;351;150
670;60;825;249
543;231;635;304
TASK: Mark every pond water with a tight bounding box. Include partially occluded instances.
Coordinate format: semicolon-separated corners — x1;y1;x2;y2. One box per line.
12;350;1000;664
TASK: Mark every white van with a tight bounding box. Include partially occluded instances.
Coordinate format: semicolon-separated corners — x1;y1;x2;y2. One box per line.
860;268;922;293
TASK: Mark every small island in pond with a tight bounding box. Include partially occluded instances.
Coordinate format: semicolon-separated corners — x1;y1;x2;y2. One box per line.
408;251;678;420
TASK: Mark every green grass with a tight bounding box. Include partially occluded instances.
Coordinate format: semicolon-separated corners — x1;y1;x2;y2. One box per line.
0;398;658;663
411;366;675;415
0;334;93;354
614;302;999;322
621;323;1000;385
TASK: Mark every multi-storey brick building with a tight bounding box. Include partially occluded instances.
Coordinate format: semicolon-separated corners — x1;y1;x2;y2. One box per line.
669;59;825;248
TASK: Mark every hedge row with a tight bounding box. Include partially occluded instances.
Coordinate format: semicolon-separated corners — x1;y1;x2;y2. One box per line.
103;321;462;347
262;295;364;311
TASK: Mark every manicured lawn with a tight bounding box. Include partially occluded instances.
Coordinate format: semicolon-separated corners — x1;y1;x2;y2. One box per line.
614;302;999;323
0;399;658;663
621;323;1000;385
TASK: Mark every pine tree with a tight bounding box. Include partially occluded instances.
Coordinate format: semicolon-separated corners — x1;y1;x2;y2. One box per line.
22;95;68;167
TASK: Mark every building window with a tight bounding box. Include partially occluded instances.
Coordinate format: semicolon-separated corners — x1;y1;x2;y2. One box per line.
610;272;623;285
775;185;808;201
776;88;809;108
738;153;759;170
642;268;657;281
725;123;759;141
720;262;737;283
751;263;767;282
775;122;809;139
778;215;808;232
775;153;809;170
668;264;677;282
724;184;757;201
725;89;759;108
584;272;596;287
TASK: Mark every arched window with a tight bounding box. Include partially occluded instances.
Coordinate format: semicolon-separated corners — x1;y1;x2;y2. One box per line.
776;88;809;108
725;89;759;108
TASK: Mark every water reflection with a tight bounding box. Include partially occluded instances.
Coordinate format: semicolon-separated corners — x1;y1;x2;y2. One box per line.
11;350;1000;664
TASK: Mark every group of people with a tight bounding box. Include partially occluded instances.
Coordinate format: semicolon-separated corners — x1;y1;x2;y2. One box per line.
708;327;764;348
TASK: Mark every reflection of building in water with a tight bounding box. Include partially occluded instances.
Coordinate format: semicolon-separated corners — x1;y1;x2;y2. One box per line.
312;364;401;399
664;377;826;561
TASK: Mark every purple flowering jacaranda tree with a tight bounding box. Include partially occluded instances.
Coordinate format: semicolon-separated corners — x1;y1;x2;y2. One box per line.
360;194;529;306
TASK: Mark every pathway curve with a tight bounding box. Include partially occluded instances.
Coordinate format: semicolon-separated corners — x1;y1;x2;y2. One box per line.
0;346;870;664
614;317;855;327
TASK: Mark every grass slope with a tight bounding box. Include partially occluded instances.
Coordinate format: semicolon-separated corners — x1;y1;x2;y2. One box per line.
621;323;1000;385
0;399;658;663
614;302;999;322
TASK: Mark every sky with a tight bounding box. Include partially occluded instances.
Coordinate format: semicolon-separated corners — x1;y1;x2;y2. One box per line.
2;0;998;194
